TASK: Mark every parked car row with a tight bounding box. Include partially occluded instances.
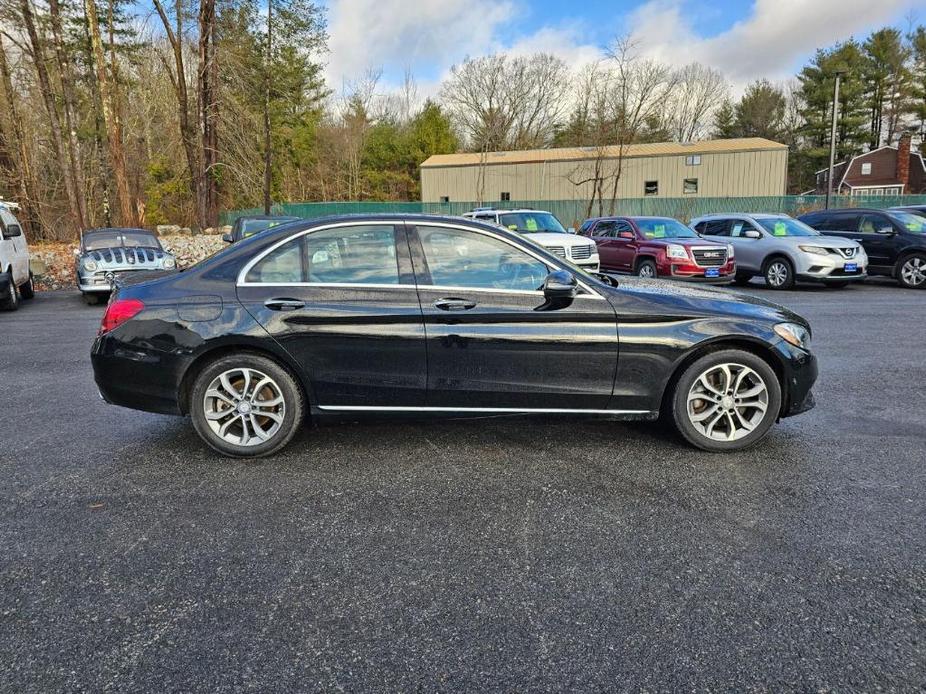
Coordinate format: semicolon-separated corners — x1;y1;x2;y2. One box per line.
477;205;925;291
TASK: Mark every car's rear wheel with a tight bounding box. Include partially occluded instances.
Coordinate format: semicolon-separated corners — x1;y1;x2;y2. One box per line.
20;273;35;299
897;254;926;289
670;349;782;452
190;353;305;458
763;257;794;290
637;259;657;279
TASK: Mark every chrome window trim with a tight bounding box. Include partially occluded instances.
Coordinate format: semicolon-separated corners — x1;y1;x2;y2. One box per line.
316;405;652;415
235;218;607;300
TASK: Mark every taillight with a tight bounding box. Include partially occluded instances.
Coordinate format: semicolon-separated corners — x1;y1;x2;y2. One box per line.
99;298;145;335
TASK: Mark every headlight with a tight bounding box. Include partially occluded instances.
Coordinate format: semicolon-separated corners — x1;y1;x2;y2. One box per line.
666;244;688;260
727;243;735;258
774;322;811;349
798;245;829;256
82;258;98;272
162;256;176;269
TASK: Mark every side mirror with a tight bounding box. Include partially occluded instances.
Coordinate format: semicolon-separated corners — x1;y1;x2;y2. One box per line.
618;231;635;240
876;226;895;236
744;229;762;239
222;232;233;243
542;270;577;300
5;223;21;237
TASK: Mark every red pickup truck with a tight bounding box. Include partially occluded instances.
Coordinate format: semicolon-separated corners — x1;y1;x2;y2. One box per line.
578;216;736;283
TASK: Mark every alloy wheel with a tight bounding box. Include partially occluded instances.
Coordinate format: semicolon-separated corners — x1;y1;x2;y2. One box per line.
766;261;789;288
686;363;769;442
900;257;926;287
638;264;655;278
203;367;286;446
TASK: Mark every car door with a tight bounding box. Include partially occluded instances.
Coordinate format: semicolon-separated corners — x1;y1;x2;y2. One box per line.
590;220;619;270
612;220;639;272
727;218;765;272
856;213;897;268
408;221;619;410
236;222;428;408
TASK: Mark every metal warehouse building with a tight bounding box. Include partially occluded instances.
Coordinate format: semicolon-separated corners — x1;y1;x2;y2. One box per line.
420;137;788;203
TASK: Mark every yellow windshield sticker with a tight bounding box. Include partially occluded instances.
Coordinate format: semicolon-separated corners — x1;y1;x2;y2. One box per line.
654;224;666;238
908;220;923;231
525;217;539;231
773;222;787;236
507;224;518;231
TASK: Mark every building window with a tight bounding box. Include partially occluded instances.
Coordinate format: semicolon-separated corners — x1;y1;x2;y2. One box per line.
644;180;658;196
439;196;449;203
685;155;701;166
683;178;699;194
861;162;872;175
500;192;511;201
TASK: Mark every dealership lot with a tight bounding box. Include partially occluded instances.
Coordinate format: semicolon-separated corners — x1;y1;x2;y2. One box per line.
1;283;924;691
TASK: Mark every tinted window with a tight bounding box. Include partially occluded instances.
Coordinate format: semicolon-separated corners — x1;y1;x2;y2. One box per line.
417;226;548;291
594;221;618;237
578;220;595;235
856;215;885;234
245;225;400;285
615;221;635;236
247;237;306;283
306;225;399;284
700;220;730;236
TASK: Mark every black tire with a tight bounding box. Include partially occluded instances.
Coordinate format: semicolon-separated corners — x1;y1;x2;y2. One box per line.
189;353;305;458
19;273;35;299
733;273;752;286
763;256;795;290
637;259;658;279
83;293;101;306
896;253;926;289
2;272;19;311
669;349;782;452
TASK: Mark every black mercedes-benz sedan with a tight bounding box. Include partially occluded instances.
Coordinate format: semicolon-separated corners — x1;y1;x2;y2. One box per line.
91;214;817;457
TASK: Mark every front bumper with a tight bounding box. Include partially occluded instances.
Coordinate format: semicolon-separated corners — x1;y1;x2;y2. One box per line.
78;267;170;293
665;260;736;284
776;340;818;418
795;252;867;282
574;256;600;272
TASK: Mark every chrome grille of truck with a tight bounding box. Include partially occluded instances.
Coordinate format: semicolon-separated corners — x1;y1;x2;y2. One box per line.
691;247;728;267
546;246;567;258
570;244;595;260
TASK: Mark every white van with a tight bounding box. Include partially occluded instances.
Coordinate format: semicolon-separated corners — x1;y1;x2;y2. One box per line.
0;202;34;310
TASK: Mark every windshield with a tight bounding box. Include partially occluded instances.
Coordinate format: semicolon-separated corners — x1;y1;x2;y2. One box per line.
888;211;926;233
636;218;698;239
83;230;160;250
498;212;567;234
756;217;819;237
241;218;296;238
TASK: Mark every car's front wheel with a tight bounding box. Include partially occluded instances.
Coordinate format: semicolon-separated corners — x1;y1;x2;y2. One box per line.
670;350;782;452
190;353;305;458
897;254;926;289
763;257;794;289
637;259;657;279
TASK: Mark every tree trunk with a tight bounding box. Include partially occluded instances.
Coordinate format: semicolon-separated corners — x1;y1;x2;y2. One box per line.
198;0;219;229
263;0;273;214
48;0;88;227
0;35;40;238
84;0;135;226
152;0;200;217
19;0;84;235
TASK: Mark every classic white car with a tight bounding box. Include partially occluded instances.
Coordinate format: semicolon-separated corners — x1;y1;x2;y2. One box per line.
75;227;177;304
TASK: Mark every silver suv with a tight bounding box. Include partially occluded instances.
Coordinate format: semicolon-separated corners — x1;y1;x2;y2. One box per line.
691;213;867;289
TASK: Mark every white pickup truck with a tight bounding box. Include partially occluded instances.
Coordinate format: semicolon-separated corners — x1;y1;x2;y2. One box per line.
0;203;34;310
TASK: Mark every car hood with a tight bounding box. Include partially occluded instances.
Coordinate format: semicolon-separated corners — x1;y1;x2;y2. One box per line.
601;277;808;328
522;233;594;247
769;235;860;250
657;237;725;247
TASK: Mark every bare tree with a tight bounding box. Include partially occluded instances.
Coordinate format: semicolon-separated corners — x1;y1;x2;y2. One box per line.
84;0;135;225
665;63;728;142
198;0;218;227
0;33;39;235
440;53;570;152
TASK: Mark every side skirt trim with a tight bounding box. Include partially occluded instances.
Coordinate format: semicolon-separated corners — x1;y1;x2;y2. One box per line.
316;405;653;415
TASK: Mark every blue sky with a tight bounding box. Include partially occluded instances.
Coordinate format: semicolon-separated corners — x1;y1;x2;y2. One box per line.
320;0;921;94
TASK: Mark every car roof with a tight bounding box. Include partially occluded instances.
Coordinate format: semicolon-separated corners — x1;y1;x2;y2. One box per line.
466;208;553;214
804;208;893;214
83;227;153;234
692;212;789;220
238;214;301;221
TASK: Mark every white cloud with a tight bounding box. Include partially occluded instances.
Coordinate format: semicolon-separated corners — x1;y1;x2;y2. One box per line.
324;0;517;91
627;0;916;90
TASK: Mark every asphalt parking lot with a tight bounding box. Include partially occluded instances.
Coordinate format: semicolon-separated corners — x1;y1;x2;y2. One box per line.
1;280;924;692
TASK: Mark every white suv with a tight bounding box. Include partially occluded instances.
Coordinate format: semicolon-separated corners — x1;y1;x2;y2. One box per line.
0;202;34;310
462;208;600;271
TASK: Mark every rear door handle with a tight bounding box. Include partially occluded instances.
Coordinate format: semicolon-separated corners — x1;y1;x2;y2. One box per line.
264;298;305;311
433;298;477;311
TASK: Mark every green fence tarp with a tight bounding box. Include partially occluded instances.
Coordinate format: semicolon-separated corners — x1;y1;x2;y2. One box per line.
220;195;926;228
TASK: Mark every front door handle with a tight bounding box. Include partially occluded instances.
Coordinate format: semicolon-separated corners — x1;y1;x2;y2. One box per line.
264;298;305;311
433;298;477;312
